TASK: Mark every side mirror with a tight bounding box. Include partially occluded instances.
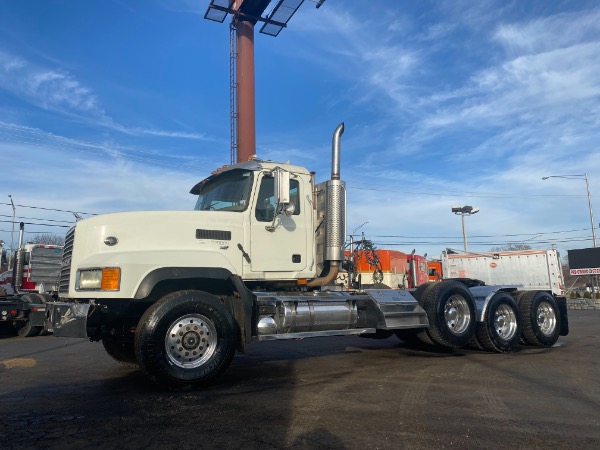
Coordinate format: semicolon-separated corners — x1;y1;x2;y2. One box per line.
265;168;294;232
281;202;295;216
274;167;295;216
274;167;290;205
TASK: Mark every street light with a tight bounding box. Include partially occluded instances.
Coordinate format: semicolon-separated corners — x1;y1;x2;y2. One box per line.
542;173;597;299
452;205;479;252
542;174;596;247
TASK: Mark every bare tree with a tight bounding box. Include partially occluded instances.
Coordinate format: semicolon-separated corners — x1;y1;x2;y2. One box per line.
489;244;532;252
28;233;65;246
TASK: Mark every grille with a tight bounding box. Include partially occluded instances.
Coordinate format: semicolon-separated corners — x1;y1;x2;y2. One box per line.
59;226;75;294
196;229;231;241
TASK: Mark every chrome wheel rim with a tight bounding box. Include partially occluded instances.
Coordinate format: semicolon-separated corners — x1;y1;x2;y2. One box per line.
444;295;471;334
536;302;557;337
493;304;518;340
165;314;217;369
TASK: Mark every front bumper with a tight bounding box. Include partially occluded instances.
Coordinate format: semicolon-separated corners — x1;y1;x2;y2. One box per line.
45;302;90;338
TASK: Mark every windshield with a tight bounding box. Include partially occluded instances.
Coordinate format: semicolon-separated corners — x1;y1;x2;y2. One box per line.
193;169;253;212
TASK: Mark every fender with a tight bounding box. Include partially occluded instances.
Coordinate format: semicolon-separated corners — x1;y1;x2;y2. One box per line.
134;267;255;348
134;267;235;299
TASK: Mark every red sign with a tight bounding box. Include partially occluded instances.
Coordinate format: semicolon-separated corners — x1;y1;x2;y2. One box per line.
570;268;600;275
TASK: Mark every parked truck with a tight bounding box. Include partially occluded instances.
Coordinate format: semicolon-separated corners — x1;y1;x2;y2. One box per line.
0;223;63;337
428;260;443;282
46;124;568;389
346;249;428;289
441;249;565;296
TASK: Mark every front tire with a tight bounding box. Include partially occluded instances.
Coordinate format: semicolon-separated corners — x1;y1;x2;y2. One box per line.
135;290;239;390
476;293;521;352
519;291;560;347
102;337;138;367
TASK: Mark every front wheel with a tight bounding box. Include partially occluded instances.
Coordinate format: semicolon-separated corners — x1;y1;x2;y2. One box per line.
135;290;239;390
519;291;560;347
102;337;138;367
476;293;521;353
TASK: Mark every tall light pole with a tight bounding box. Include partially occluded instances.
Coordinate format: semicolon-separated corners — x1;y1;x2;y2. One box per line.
542;173;597;298
542;174;596;246
8;194;15;269
452;205;479;252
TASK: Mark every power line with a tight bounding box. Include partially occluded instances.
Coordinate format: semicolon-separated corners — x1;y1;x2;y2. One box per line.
0;219;70;228
346;183;597;200
0;202;95;216
372;227;597;239
0;229;65;235
0;214;75;224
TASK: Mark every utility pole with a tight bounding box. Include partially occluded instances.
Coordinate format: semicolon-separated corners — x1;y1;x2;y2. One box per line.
9;194;15;269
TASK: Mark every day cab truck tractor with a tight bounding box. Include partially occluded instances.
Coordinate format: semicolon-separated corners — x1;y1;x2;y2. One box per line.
0;223;63;337
46;123;569;390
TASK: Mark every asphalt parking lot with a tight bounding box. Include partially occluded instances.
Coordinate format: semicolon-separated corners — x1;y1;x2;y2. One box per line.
1;310;599;450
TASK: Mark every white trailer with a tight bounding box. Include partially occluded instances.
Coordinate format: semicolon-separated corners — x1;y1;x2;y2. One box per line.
441;249;565;296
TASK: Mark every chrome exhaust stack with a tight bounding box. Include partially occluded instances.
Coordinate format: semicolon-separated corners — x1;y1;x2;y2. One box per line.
12;222;25;293
308;123;346;287
325;122;346;262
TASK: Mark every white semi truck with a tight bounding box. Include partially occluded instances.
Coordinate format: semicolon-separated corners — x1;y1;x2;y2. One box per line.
47;124;569;389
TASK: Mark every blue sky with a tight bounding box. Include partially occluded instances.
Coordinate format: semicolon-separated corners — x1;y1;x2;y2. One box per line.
1;0;599;260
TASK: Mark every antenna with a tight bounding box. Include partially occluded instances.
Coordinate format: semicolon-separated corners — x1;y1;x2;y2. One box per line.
204;0;326;164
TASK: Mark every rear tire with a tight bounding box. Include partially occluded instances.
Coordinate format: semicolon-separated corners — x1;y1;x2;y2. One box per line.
476;293;521;352
16;294;43;337
519;291;560;347
422;280;476;348
17;320;42;337
135;290;239;390
395;282;439;346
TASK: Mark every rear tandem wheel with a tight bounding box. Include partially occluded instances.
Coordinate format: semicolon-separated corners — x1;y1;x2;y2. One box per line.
476;292;521;353
518;291;561;347
421;280;477;348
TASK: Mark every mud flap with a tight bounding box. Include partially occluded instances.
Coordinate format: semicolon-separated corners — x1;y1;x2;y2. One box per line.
556;296;569;336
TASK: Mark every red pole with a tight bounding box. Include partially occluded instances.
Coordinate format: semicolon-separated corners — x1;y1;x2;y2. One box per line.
236;19;256;163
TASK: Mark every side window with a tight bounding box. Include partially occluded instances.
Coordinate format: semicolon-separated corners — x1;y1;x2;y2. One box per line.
255;176;300;222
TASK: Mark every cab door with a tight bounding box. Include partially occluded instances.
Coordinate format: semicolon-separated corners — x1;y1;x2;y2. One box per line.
250;172;308;273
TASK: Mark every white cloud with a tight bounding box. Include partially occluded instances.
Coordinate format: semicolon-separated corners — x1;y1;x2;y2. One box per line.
0;49;211;141
493;9;600;55
0;51;105;116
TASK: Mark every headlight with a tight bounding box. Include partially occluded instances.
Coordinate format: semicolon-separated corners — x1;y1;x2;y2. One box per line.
77;268;121;291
